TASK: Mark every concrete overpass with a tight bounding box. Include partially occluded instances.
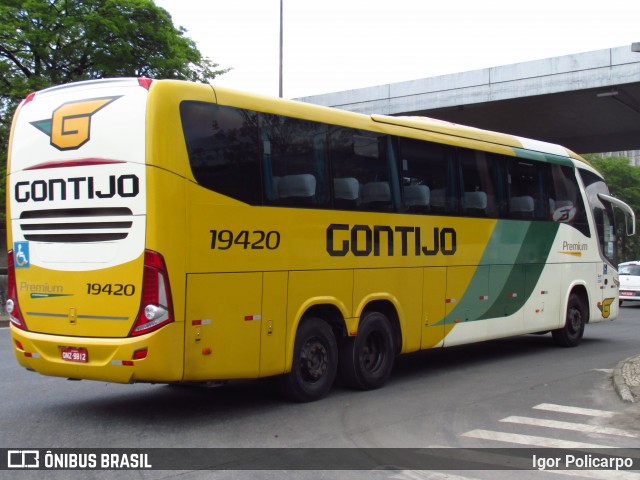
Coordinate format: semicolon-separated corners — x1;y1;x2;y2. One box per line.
297;45;640;155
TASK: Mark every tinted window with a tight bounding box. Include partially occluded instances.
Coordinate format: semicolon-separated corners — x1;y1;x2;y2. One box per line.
181;102;262;205
459;149;502;217
547;165;589;236
506;160;548;220
181;101;591;232
398;138;456;215
330;129;398;212
262;114;329;208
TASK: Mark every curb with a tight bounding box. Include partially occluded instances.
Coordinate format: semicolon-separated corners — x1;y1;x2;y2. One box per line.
613;356;636;402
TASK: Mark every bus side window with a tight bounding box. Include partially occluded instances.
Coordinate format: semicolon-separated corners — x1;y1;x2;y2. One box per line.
458;148;501;218
397;137;456;215
262;114;330;209
550;165;589;236
180;102;263;205
507;160;547;220
330;129;396;212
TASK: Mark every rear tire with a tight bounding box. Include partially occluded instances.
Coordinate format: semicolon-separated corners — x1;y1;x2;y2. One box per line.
280;317;338;402
552;293;586;347
339;311;395;390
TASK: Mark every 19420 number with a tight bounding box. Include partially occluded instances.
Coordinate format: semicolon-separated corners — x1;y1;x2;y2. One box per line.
86;283;135;296
210;230;281;250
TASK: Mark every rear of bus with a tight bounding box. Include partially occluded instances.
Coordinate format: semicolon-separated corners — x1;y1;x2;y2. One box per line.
6;78;183;383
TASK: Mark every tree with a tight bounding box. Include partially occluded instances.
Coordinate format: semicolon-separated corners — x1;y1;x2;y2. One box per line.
0;0;230;220
585;154;640;262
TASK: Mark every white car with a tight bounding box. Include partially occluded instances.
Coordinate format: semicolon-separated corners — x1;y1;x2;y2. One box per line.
619;261;640;304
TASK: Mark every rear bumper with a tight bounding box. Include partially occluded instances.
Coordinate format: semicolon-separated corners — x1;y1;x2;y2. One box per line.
10;322;184;383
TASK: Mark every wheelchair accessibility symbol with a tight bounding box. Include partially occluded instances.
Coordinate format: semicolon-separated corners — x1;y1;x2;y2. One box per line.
14;241;30;269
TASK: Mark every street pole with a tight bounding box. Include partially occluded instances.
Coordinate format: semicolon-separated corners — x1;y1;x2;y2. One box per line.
279;0;283;98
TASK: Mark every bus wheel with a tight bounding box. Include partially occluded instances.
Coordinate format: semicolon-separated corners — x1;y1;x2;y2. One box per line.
280;317;338;402
552;293;586;347
339;311;395;390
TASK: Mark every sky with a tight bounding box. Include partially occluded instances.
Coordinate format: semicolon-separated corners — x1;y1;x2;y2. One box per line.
154;0;640;99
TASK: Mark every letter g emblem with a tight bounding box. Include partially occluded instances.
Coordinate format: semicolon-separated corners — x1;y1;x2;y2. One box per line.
31;96;121;151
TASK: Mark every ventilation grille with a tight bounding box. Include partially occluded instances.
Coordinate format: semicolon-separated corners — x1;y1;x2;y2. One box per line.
19;207;134;242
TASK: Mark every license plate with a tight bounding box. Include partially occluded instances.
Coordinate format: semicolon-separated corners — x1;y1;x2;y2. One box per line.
620;291;634;297
61;347;88;363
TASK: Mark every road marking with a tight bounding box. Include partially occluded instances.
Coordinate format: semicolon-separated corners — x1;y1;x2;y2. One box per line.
461;429;615;448
533;403;617;418
501;416;639;438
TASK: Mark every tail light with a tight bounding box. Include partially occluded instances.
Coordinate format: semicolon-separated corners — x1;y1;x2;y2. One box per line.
129;250;174;336
6;251;27;330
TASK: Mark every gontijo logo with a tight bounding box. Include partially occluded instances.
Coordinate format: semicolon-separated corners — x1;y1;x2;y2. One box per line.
30;96;121;151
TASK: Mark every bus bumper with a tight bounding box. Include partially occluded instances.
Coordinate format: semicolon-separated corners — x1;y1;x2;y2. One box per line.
9;322;184;383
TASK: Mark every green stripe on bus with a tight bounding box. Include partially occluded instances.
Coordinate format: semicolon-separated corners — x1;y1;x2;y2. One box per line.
512;147;574;167
436;221;559;326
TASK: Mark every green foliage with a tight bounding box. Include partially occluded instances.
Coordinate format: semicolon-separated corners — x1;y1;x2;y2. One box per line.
585;154;640;262
0;0;230;221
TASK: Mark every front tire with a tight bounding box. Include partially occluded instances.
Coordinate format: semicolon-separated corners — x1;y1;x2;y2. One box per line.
280;317;338;402
339;311;395;390
552;293;586;347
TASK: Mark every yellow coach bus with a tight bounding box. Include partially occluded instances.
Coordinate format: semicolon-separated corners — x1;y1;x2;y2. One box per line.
6;78;635;401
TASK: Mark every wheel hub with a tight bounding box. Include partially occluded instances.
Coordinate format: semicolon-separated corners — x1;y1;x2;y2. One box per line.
300;339;328;382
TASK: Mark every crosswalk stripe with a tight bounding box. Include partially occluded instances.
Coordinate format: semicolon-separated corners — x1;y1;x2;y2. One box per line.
456;404;640;478
533;403;617;418
461;429;616;448
501;416;640;438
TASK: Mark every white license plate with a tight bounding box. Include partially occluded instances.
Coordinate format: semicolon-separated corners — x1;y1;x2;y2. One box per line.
61;347;88;363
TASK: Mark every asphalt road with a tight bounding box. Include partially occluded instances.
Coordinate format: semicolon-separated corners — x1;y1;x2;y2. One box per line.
2;306;640;479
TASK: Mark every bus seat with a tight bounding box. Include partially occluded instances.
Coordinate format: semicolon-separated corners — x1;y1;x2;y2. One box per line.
404;184;430;212
278;174;316;205
361;181;391;209
430;189;445;207
509;195;535;217
334;177;360;209
404;185;430;206
464;191;487;214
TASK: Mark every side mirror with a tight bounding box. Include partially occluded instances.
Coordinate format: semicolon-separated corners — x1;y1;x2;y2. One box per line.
598;193;636;236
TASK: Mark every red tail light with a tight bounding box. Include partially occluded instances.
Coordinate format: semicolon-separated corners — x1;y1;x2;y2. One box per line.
6;251;27;330
129;250;174;336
